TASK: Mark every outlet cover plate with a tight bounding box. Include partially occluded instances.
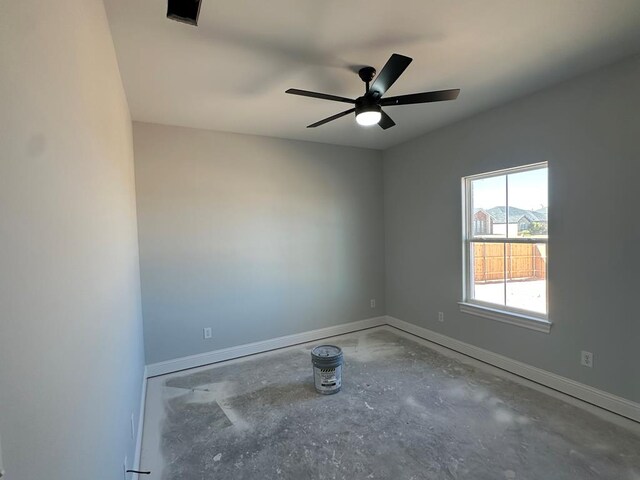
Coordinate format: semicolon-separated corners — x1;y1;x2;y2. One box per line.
581;350;593;368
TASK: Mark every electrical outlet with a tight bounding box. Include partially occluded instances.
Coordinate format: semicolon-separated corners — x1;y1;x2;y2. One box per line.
438;312;444;322
581;350;593;368
370;299;376;308
123;456;128;480
130;413;135;440
203;327;212;339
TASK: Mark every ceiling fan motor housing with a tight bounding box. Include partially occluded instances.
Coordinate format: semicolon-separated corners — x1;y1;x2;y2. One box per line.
355;96;381;117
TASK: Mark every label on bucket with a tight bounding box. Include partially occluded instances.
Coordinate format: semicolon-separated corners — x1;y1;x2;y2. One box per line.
314;365;342;392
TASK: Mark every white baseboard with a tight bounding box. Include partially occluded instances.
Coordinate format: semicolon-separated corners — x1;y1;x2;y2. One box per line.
386;315;640;423
146;316;387;378
132;366;148;480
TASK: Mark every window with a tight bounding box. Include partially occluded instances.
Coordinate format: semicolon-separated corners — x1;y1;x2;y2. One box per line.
461;163;550;333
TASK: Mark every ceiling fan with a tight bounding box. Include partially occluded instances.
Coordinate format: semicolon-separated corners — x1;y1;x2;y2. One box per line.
286;53;460;130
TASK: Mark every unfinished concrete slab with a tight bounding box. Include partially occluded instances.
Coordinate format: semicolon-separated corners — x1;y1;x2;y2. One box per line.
140;327;640;479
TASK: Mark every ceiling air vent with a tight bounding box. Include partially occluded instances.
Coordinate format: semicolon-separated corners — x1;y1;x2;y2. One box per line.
167;0;202;26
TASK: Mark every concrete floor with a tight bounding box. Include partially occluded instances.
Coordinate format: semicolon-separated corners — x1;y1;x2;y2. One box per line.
140;327;640;480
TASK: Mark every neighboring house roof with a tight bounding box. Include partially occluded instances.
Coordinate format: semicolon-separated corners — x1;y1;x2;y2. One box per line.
482;206;547;223
534;207;548;221
473;208;490;216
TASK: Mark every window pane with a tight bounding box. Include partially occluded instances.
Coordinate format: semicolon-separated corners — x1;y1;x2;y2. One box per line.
507;168;548;239
464;163;548;318
505;243;547;314
470;175;506;238
471;242;505;306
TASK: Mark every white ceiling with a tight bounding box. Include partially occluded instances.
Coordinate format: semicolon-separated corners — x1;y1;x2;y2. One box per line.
104;0;640;150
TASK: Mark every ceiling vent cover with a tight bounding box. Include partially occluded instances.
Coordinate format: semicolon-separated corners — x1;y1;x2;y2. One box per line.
167;0;202;26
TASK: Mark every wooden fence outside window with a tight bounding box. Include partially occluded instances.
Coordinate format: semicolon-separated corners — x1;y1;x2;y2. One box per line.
473;243;546;283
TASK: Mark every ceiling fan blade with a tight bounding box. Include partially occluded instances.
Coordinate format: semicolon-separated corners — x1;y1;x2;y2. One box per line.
380;89;460;106
286;88;355;104
369;53;412;98
307;108;356;128
378;110;396;130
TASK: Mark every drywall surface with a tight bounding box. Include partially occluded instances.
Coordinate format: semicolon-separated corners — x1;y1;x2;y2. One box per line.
0;1;145;479
133;123;385;364
383;55;640;404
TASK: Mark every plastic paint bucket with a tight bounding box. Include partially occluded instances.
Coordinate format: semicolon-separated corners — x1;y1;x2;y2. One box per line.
311;345;343;395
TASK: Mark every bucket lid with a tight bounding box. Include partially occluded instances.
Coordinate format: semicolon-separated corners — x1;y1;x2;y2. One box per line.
311;345;343;360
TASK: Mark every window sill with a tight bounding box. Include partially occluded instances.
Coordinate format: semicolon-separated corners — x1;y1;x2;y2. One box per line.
458;302;552;334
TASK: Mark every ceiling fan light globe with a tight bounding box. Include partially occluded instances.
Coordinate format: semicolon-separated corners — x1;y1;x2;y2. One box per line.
356;110;382;126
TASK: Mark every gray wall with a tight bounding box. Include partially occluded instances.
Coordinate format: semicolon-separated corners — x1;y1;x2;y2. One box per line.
384;55;640;404
0;1;145;479
133;123;385;364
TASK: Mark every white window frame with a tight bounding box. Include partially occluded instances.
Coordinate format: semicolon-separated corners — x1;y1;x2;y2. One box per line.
459;162;552;333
